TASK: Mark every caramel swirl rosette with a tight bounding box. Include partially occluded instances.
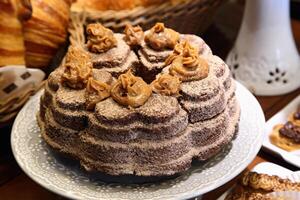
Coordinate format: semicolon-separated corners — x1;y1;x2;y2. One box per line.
124;24;144;47
85;77;111;110
111;70;152;108
144;23;179;50
167;41;209;81
151;74;181;96
165;42;184;65
61;46;92;89
86;23;117;53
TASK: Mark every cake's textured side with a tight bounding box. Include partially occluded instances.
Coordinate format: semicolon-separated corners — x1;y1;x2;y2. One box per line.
37;23;240;177
38;93;240;176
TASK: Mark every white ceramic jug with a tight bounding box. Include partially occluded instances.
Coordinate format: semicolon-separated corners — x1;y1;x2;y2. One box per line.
226;0;300;95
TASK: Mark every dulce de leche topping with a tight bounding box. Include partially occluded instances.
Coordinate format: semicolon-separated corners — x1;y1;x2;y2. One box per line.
151;74;181;96
111;70;152;108
167;41;209;82
86;23;117;53
85;77;111;110
144;23;179;50
61;46;92;89
124;24;144;47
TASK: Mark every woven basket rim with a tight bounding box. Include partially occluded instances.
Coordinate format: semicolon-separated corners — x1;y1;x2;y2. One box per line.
71;0;210;16
68;0;223;45
70;0;222;30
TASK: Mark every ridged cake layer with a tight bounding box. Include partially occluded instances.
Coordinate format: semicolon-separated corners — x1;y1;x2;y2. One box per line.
138;34;212;82
42;82;189;141
38;29;240;177
38;95;239;176
163;54;235;123
88;33;139;76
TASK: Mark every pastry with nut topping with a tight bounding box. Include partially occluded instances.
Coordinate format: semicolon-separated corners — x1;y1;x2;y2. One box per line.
225;171;300;200
37;22;239;178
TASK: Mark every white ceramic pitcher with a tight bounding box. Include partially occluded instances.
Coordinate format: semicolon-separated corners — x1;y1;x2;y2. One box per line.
226;0;300;95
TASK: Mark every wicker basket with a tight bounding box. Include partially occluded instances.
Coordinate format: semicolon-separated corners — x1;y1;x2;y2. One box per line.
71;0;225;34
0;67;44;126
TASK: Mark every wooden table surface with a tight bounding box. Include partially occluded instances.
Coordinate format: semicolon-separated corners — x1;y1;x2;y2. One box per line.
1;3;300;200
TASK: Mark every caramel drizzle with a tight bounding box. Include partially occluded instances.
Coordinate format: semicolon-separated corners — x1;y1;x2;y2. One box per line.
111;70;152;108
86;23;117;53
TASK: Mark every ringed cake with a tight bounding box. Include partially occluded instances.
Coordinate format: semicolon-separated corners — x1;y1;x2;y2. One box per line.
37;23;240;177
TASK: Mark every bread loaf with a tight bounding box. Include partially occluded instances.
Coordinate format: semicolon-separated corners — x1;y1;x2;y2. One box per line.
23;0;73;68
0;0;31;66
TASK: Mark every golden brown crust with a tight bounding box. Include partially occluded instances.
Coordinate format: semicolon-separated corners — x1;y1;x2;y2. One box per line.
23;0;72;68
86;23;117;53
0;0;32;66
85;77;111;110
243;172;300;191
111;70;152;108
225;171;300;200
17;0;32;21
151;73;181;96
167;41;209;81
144;23;179;50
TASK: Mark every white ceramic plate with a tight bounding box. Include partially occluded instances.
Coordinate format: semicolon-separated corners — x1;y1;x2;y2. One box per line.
218;162;300;200
263;95;300;168
11;82;265;200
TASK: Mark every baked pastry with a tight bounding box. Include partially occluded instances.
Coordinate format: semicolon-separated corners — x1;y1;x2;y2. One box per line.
37;23;240;177
23;0;73;68
225;171;300;200
270;105;300;151
84;23;140;77
0;0;31;66
138;23;212;82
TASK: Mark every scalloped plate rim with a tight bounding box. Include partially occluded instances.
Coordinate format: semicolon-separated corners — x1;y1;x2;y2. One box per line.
11;81;265;200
